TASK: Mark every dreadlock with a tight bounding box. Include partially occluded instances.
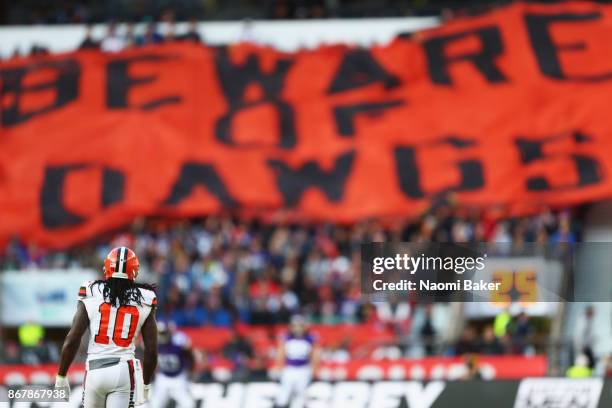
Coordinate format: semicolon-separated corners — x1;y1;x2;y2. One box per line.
90;278;157;307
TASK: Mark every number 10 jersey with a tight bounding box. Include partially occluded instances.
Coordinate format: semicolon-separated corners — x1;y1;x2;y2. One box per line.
78;280;157;361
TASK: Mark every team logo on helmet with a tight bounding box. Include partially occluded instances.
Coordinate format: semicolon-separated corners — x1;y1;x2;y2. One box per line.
104;247;139;280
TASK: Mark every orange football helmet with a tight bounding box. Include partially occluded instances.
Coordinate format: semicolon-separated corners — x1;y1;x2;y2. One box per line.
103;247;139;280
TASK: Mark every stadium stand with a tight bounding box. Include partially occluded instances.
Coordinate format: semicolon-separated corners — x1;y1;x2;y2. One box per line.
1;1;612;407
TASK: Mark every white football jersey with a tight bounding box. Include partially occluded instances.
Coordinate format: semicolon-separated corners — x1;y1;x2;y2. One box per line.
78;280;156;361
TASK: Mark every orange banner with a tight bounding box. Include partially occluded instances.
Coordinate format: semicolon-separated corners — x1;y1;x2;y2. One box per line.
2;2;612;248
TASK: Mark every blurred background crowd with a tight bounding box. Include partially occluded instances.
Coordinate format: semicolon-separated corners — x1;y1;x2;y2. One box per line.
1;204;597;380
0;0;522;60
2;12;203;59
0;0;517;25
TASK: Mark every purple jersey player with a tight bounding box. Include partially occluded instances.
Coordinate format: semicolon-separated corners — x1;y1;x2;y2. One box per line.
275;316;320;408
150;321;195;408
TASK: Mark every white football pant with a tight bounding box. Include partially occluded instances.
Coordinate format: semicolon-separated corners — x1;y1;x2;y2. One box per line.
150;373;194;408
82;360;138;408
276;366;312;408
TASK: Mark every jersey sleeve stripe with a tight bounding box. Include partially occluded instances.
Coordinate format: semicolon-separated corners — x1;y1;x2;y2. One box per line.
151;297;157;306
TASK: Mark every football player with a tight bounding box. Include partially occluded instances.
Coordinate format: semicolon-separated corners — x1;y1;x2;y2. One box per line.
55;247;158;408
274;315;319;408
150;321;195;408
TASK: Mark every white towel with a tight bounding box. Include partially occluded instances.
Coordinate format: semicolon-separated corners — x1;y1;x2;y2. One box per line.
132;359;146;406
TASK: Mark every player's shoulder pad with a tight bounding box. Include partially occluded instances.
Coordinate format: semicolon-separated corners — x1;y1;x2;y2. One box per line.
77;280;96;300
139;287;158;307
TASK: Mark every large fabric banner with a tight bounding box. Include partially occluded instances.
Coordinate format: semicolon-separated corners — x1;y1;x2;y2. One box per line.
2;2;612;248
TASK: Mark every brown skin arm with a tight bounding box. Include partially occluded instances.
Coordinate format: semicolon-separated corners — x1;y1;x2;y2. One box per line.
310;342;321;374
141;308;158;385
182;346;195;374
58;302;89;376
275;338;285;369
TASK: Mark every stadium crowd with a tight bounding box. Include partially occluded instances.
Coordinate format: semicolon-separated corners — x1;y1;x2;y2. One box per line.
0;205;581;371
1;0;512;60
3;14;204;60
2;0;508;25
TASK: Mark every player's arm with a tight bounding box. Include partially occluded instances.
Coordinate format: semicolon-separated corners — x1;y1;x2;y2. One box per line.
310;341;321;374
275;338;286;369
182;345;196;374
141;309;158;385
55;301;89;395
58;302;89;376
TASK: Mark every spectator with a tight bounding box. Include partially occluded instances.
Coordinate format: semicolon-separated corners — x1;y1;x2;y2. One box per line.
493;307;511;338
100;22;125;53
159;10;176;42
179;19;203;43
278;282;300;323
138;22;164;46
271;1;293;19
174;292;206;327
18;320;44;348
29;44;49;56
165;21;177;42
0;341;22;364
223;329;254;381
566;354;592;378
3;341;23;364
79;24;99;50
420;305;437;355
551;211;576;243
481;325;505;355
249;274;280;325
124;22;137;48
203;292;232;327
509;312;534;354
454;326;479;355
18;320;56;364
574;305;596;369
222;328;254;362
